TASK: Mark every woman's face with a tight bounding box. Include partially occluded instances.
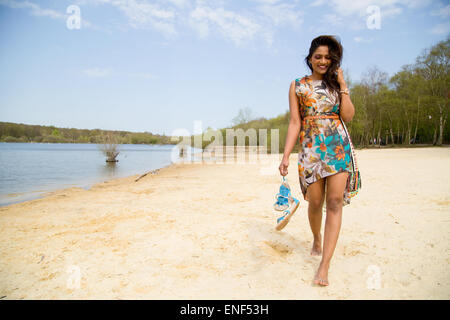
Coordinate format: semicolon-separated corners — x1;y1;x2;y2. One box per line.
309;45;331;75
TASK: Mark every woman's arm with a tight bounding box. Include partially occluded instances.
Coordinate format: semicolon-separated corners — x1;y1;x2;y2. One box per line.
337;68;355;122
279;80;301;176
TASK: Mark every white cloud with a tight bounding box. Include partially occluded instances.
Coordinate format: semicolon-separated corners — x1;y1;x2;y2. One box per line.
256;1;303;28
323;0;431;18
309;0;326;6
250;0;282;4
308;0;435;31
189;6;264;46
114;0;177;35
0;0;96;29
128;72;158;79
188;1;306;46
430;23;450;35
165;0;191;8
0;0;65;19
73;0;178;35
322;13;345;27
354;36;374;43
315;12;366;31
83;67;112;77
400;0;433;9
431;4;450;18
1;0;307;47
188;17;210;38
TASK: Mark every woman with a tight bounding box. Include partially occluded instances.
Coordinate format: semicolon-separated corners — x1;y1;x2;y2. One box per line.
278;35;357;286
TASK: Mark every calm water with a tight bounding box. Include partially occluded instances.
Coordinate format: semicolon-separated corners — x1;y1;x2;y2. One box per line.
0;142;193;207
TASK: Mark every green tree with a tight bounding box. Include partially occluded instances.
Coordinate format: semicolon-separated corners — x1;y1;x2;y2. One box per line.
415;37;449;145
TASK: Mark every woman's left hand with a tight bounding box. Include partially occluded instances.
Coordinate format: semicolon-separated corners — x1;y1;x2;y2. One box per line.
336;67;346;86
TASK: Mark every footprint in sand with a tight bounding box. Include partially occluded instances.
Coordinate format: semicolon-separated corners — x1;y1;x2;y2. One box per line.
262;241;293;257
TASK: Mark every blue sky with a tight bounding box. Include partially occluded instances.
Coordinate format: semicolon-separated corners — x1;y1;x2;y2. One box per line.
0;0;449;136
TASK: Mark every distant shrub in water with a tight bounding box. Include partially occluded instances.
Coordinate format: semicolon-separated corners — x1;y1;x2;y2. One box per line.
99;133;120;162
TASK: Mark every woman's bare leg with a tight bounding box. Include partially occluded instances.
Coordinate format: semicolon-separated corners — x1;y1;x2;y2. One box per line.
306;178;326;256
314;171;349;286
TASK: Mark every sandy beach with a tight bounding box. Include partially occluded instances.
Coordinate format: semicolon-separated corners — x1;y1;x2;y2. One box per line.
0;147;449;299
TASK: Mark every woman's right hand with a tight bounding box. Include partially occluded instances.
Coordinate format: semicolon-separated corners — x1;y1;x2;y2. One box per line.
279;156;290;176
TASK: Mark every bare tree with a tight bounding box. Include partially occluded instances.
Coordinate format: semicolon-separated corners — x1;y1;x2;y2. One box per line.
231;107;254;126
361;66;389;147
99;131;120;162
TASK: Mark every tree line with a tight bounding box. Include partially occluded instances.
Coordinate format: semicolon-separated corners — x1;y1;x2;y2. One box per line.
190;37;449;153
0;122;175;145
348;37;449;147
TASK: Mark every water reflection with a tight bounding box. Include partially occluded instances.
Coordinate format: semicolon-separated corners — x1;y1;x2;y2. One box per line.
100;161;119;179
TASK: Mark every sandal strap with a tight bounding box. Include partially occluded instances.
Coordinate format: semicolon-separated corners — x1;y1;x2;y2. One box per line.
275;193;289;201
276;212;289;223
274;196;289;207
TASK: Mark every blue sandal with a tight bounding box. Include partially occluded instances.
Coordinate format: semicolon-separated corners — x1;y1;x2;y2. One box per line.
275;196;300;231
273;176;291;211
273;176;300;231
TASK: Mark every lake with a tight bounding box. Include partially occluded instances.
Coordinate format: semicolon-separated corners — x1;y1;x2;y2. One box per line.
0;142;193;207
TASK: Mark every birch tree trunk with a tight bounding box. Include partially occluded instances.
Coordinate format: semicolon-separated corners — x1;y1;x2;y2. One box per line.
432;126;437;145
437;102;448;146
413;97;420;143
407;119;411;145
377;109;382;147
377;129;381;148
401;126;405;144
390;128;395;145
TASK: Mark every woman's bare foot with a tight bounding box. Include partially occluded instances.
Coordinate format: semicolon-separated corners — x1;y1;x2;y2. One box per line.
313;261;329;286
311;234;322;256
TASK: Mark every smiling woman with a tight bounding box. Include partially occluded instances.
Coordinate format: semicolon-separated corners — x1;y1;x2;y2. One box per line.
278;35;360;288
304;35;343;95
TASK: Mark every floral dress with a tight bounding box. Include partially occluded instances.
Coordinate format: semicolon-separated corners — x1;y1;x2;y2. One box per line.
295;75;353;206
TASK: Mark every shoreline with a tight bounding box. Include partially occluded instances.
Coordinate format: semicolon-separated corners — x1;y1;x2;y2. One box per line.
0;147;449;299
0;161;179;209
0;143;207;208
2;143;450;208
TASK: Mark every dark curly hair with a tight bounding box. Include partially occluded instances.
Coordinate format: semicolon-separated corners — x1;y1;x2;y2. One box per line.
304;35;343;95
